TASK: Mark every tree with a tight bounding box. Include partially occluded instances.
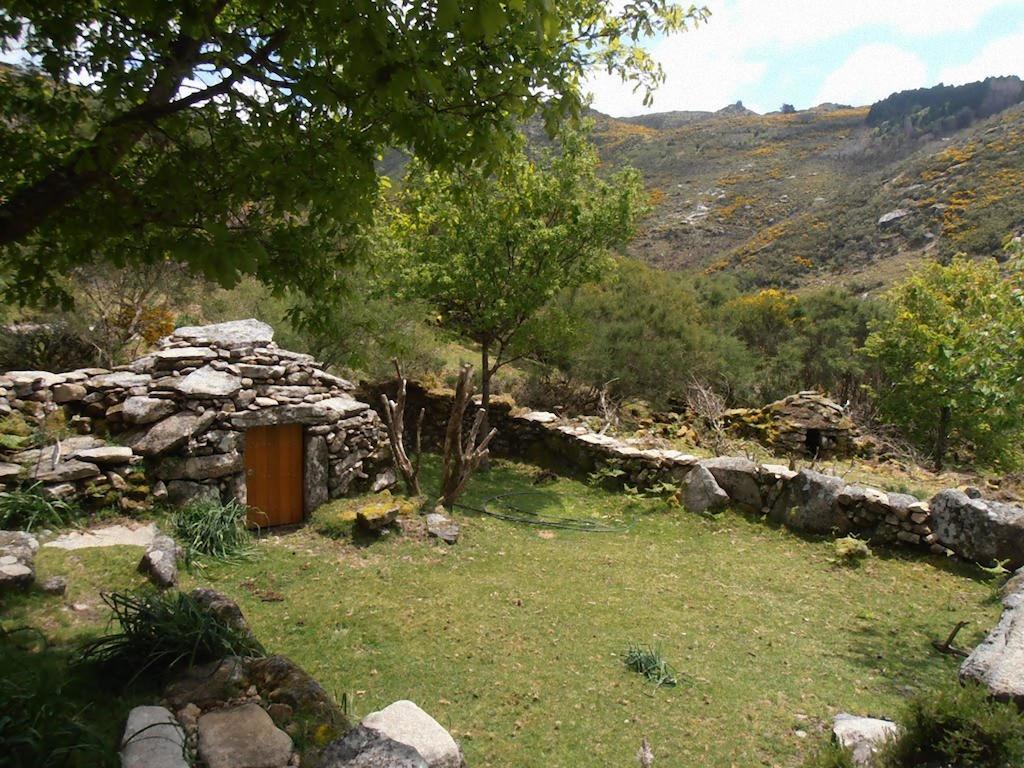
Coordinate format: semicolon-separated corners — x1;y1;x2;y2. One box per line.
0;1;707;305
863;257;1024;470
392;132;647;434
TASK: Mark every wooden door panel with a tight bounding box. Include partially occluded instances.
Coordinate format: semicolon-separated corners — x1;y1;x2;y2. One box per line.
245;424;304;527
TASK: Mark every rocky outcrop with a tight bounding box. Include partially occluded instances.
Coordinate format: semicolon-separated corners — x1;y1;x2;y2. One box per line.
930;490;1024;568
960;568;1024;705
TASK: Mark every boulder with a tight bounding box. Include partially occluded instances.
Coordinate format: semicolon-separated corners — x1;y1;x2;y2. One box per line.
173;319;275;348
197;703;293;768
0;530;38;591
69;445;134;465
357;503;401;531
174;366;242;399
166;480;221;506
120;705;189;768
930;489;1024;568
154;346;218;366
40;575;67;595
960;568;1024;704
123;395;177;425
88;371;152;389
426;512;460;544
360;701;462;768
164;657;249;711
156;451;243;481
322;725;428;768
768;470;848;534
681;465;729;514
132;411;216;456
832;713;901;767
190;588;257;642
52;383;87;403
31;459;102;483
138;533;181;589
700;457;762;511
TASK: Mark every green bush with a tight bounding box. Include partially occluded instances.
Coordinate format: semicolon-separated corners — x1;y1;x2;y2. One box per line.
0;484;79;532
882;682;1024;767
75;591;264;680
171;498;254;562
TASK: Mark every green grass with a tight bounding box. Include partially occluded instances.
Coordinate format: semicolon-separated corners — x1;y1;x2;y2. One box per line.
3;458;1001;768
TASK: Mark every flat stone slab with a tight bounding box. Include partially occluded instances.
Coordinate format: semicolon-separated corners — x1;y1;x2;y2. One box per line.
123;395;177;425
197;702;293;768
960;569;1024;704
69;446;134;465
87;371;152;389
44;523;158;551
833;713;901;767
132;411;216;456
174;366;242;398
173;319;275;348
121;705;188;768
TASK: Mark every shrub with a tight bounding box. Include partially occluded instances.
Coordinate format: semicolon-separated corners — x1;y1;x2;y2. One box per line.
171;498;254;562
0;321;96;372
0;484;79;532
881;682;1024;767
75;591;264;680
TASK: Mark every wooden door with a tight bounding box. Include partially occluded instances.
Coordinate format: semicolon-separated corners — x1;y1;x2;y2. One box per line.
245;424;305;527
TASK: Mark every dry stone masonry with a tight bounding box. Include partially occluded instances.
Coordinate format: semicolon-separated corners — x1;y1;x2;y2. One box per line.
0;319;384;512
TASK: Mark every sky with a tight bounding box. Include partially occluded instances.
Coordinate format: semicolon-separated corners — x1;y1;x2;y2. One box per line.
586;0;1024;117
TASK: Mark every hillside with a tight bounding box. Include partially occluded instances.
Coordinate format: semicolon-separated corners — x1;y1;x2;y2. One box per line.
592;78;1024;291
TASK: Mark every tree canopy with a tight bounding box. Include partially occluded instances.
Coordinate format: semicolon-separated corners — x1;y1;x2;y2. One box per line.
0;0;708;305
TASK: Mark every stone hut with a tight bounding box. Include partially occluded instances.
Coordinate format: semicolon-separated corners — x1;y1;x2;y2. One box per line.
723;391;856;458
0;320;384;526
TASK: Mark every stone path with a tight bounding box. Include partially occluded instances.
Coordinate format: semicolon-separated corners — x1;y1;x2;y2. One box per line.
44;522;158;550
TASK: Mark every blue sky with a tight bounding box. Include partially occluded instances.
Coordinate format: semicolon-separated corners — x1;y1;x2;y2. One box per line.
587;0;1024;116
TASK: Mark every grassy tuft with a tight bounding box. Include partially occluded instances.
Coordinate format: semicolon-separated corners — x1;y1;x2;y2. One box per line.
171;498;254;562
833;536;872;566
75;590;264;681
802;741;857;768
622;642;680;687
0;483;79;532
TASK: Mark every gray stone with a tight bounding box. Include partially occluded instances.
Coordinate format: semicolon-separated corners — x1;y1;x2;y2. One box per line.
833;713;901;767
31;459;102;483
40;575;67;595
361;700;462;768
700;456;762;511
123;395;177;425
154;346;218;365
305;435;329;513
371;468;398;493
960;569;1024;704
197;702;292;768
120;705;189;768
52;383;87;403
173;319;275;348
6;370;64;390
132;411;216;456
877;208;912;227
166;480;221;506
0;531;37;591
426;513;460;544
156;451;243;481
231;403;334;428
322;725;428;768
69;445;134;465
682;464;729;514
88;371;152;389
138;533;181;589
930;489;1024;568
238;364;286;380
174;366;242;398
357;504;401;531
768;469;848;534
317;396;370;419
0;462;24;482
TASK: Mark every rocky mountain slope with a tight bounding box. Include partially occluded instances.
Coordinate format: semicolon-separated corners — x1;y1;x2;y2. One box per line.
591;77;1024;292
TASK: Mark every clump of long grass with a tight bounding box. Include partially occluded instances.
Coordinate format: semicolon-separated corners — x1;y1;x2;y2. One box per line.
0;483;79;531
171;498;254;562
75;591;264;681
622;642;680;687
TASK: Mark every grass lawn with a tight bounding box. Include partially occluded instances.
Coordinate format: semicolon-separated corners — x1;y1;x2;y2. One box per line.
3;458;1000;768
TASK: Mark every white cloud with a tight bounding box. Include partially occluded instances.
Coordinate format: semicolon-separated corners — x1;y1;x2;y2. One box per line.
939;29;1024;84
815;44;929;106
585;0;1020;115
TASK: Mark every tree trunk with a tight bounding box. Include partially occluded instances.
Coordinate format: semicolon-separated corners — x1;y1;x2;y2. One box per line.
933;404;952;471
480;341;492;442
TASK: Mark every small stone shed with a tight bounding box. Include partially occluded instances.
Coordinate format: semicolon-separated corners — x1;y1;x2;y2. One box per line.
723;391;856;457
0;320;384;526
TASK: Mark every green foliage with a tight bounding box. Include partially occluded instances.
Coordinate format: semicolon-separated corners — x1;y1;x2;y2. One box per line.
0;484;79;532
171;498;254;563
802;742;857;768
863;257;1024;469
622;642;680;687
0;0;706;306
881;682;1024;768
75;590;265;679
833;536;872;566
0;320;96;372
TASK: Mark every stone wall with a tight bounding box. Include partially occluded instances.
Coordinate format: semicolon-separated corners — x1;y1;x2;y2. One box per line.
0;320;385;511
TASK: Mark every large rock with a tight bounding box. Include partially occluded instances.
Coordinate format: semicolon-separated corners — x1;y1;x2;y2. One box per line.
88;371;152;389
361;701;462;768
138;532;181;589
131;411;216;456
69;445;134;465
156;451;243;481
0;530;38;591
930;489;1024;567
173;319;275;348
833;713;901;767
322;725;428;768
681;464;729;514
154;346;218;366
197;702;293;768
120;706;188;768
174;366;242;398
31;459;102;483
700;457;762;511
52;383;87;403
426;512;460;544
960;568;1024;704
123;395;177;425
768;469;848;534
0;462;24;482
166;480;221;506
305;435;329;512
